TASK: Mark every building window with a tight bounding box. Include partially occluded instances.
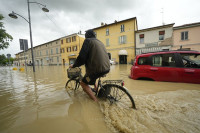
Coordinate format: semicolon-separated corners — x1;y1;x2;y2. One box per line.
72;36;76;42
40;51;42;56
61;40;63;44
56;48;58;54
57;57;59;62
120;24;125;32
66;37;71;43
119;35;127;44
106;38;109;46
73;46;77;51
46;50;48;55
106;28;109;36
139;34;144;44
181;31;188;40
61;48;65;53
51;49;53;55
67;47;71;52
159;31;165;40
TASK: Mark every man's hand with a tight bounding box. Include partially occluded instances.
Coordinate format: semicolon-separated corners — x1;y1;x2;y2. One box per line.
69;64;73;68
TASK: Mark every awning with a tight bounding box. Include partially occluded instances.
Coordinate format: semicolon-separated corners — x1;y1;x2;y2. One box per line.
118;50;128;55
69;54;76;56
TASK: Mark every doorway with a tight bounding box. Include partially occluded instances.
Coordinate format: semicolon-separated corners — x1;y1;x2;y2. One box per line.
119;55;127;64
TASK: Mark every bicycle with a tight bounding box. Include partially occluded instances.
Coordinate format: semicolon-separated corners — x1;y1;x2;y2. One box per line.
65;67;136;109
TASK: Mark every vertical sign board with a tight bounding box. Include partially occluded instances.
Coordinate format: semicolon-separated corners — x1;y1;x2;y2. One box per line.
19;39;28;51
7;54;11;59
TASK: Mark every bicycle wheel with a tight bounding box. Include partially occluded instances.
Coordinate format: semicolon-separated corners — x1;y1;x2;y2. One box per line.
65;79;80;91
101;84;136;109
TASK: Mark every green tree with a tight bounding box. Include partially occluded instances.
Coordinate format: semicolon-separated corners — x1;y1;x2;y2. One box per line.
0;14;13;50
0;54;6;65
0;54;14;65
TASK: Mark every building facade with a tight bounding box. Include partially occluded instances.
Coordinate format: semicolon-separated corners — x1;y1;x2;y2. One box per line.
15;39;62;66
34;39;61;66
93;17;138;64
60;33;85;65
136;23;174;55
172;22;200;51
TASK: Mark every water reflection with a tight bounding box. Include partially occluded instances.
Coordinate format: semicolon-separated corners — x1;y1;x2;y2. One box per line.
0;65;200;133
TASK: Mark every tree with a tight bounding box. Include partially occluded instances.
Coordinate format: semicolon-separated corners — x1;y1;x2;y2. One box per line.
0;14;13;50
0;54;6;65
0;54;14;65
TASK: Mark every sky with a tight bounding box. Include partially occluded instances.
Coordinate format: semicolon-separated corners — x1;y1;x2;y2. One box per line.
0;0;200;57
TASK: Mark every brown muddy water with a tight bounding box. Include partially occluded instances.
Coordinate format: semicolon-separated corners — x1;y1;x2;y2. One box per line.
0;65;200;133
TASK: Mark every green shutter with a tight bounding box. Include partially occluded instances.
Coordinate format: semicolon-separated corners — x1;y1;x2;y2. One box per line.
124;35;127;44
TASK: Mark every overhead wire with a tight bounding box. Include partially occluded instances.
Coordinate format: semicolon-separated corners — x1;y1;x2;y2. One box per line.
34;0;67;37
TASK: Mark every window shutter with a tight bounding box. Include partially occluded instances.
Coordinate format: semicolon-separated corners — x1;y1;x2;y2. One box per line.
124;35;127;44
185;31;188;40
181;32;184;40
118;36;120;44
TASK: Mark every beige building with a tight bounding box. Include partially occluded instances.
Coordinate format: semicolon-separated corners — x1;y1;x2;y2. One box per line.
61;33;85;65
34;39;61;66
172;22;200;51
93;17;138;64
15;38;62;66
14;51;25;66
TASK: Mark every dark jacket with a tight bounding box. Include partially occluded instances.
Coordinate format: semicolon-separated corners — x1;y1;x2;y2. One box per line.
73;30;110;75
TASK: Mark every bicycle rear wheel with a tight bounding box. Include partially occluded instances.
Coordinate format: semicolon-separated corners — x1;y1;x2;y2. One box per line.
102;84;136;109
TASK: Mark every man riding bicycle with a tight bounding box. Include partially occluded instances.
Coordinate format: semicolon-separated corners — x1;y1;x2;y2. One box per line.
70;29;110;101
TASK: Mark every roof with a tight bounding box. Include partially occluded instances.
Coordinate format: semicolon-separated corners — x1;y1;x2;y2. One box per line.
60;33;85;39
34;38;61;49
136;23;175;33
173;22;200;30
92;17;137;30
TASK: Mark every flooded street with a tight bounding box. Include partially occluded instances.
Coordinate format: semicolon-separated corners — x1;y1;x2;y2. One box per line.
0;65;200;133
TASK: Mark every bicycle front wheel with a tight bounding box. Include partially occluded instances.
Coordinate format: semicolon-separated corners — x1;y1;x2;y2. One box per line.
65;79;80;91
102;84;136;109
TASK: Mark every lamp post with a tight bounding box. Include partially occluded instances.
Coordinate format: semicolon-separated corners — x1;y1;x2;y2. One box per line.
8;0;49;72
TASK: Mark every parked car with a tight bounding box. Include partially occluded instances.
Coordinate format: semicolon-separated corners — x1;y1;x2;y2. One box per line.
130;50;200;84
110;60;115;65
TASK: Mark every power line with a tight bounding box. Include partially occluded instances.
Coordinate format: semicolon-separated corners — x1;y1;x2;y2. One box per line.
34;0;67;37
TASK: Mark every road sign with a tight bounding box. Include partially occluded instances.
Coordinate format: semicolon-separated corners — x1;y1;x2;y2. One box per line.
7;54;11;59
19;39;28;51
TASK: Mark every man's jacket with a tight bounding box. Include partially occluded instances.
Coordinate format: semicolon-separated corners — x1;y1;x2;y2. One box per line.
73;30;110;75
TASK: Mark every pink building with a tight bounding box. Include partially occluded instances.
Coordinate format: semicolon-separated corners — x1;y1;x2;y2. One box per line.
172;22;200;51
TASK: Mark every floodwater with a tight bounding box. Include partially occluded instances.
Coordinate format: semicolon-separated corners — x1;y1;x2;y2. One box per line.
0;65;200;133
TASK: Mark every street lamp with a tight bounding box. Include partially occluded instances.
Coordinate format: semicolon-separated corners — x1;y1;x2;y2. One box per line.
8;0;49;72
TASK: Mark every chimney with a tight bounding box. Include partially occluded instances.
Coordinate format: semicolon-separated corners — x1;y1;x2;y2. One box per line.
101;22;104;26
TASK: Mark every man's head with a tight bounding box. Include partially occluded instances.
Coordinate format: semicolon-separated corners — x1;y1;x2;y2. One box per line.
85;29;96;38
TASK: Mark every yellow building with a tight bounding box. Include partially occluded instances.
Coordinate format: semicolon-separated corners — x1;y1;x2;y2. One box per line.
61;33;85;65
93;17;138;64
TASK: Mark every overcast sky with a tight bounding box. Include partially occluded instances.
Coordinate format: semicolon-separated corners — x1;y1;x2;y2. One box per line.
0;0;200;57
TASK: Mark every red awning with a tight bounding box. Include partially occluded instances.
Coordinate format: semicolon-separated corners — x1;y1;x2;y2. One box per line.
139;34;144;38
159;31;165;35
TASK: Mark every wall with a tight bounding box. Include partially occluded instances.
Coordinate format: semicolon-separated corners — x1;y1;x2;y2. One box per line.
173;26;200;51
94;19;137;64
